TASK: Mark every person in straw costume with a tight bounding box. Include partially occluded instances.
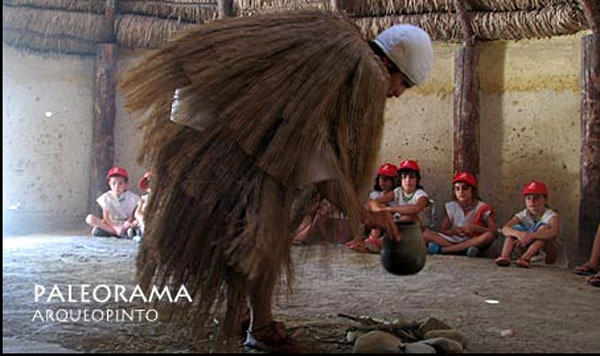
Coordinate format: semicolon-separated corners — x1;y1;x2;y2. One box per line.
119;10;433;353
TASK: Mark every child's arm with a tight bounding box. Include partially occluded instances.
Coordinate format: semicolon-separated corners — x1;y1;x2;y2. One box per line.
528;215;560;241
382;196;429;215
368;191;395;212
501;216;527;240
465;214;497;236
134;199;144;222
438;214;461;236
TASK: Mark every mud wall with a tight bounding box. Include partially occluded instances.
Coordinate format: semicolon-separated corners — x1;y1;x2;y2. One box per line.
379;34;584;264
3;33;586;264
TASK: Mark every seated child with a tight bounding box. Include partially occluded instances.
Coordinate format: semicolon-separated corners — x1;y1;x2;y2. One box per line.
85;166;140;238
495;180;560;268
422;172;496;257
346;163;398;253
365;159;432;253
131;171;151;242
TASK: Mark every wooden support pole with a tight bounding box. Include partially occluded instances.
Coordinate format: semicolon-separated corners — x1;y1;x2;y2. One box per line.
579;33;600;259
89;44;118;215
218;0;234;18
89;0;118;215
453;46;480;176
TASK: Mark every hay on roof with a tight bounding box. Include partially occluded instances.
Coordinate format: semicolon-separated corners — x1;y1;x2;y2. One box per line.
118;0;218;23
234;0;330;16
354;2;587;41
343;0;580;16
2;0;105;13
2;5;109;54
116;14;198;49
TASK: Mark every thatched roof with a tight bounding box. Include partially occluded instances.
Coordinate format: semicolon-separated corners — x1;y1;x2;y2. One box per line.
2;0;595;56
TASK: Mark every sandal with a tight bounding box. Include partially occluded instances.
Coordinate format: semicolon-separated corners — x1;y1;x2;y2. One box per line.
573;263;598;276
243;321;302;353
494;256;511;267
515;257;531;268
365;235;383;254
586;272;600;287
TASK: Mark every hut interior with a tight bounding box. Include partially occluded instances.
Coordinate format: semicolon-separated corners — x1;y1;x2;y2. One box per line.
3;0;599;353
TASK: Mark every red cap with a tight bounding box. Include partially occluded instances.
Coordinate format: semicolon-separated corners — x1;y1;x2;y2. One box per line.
398;159;420;172
377;163;398;178
106;166;129;181
139;171;151;191
452;172;478;189
522;180;548;196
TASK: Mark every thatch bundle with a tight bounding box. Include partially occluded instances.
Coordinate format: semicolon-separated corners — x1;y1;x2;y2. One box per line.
2;5;110;55
119;10;388;340
116;14;197;49
3;0;105;13
234;0;330;16
118;0;217;23
354;2;587;41
343;0;580;16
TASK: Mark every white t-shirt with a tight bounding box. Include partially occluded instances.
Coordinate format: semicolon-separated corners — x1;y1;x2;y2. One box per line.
391;187;432;227
437;200;492;243
514;208;557;230
96;190;140;225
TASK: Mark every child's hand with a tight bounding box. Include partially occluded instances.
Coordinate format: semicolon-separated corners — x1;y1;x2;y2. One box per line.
451;227;467;236
516;234;533;247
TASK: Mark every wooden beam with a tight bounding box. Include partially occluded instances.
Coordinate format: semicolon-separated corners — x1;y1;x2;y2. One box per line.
89;44;118;215
453;46;480;177
106;0;116;42
218;0;234;19
454;0;475;46
579;33;600;259
580;0;600;33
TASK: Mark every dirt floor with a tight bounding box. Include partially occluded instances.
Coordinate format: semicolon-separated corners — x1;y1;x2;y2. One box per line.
2;231;599;353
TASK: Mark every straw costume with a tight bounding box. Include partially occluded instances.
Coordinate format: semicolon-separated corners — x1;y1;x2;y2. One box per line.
120;10;408;346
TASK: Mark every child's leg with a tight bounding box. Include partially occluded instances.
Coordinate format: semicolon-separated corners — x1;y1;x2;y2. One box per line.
422;229;453;247
441;231;495;254
520;240;546;261
85;214;118;236
499;235;516;258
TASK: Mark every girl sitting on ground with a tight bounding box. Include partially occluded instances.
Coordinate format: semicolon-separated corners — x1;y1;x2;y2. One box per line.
422;172;496;257
346;162;398;253
365;159;432;253
495;180;560;268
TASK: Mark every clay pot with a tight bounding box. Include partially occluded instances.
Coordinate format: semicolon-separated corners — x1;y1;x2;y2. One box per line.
381;221;426;275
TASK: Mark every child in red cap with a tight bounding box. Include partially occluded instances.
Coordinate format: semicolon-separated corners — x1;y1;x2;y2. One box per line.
366;159;433;253
85;166;140;238
346;163;399;253
131;171;152;242
422;172;496;257
495;180;560;268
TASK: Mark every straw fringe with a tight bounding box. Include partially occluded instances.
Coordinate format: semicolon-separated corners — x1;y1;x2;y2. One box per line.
119;10;387;340
118;1;218;23
116;14;197;49
3;0;105;13
234;0;330;16
343;0;579;16
2;5;109;55
354;2;586;41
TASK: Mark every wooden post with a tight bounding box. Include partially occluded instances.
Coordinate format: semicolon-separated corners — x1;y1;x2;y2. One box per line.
88;0;118;215
218;0;234;18
579;33;600;259
89;44;118;215
453;46;480;176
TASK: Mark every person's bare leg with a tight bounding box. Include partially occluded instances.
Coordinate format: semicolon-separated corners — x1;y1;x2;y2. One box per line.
85;215;119;236
499;236;516;259
248;271;276;332
442;231;494;254
587;224;600;268
422;229;453;247
521;240;546;261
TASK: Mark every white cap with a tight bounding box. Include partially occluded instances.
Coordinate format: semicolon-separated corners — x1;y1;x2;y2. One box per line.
373;24;434;86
